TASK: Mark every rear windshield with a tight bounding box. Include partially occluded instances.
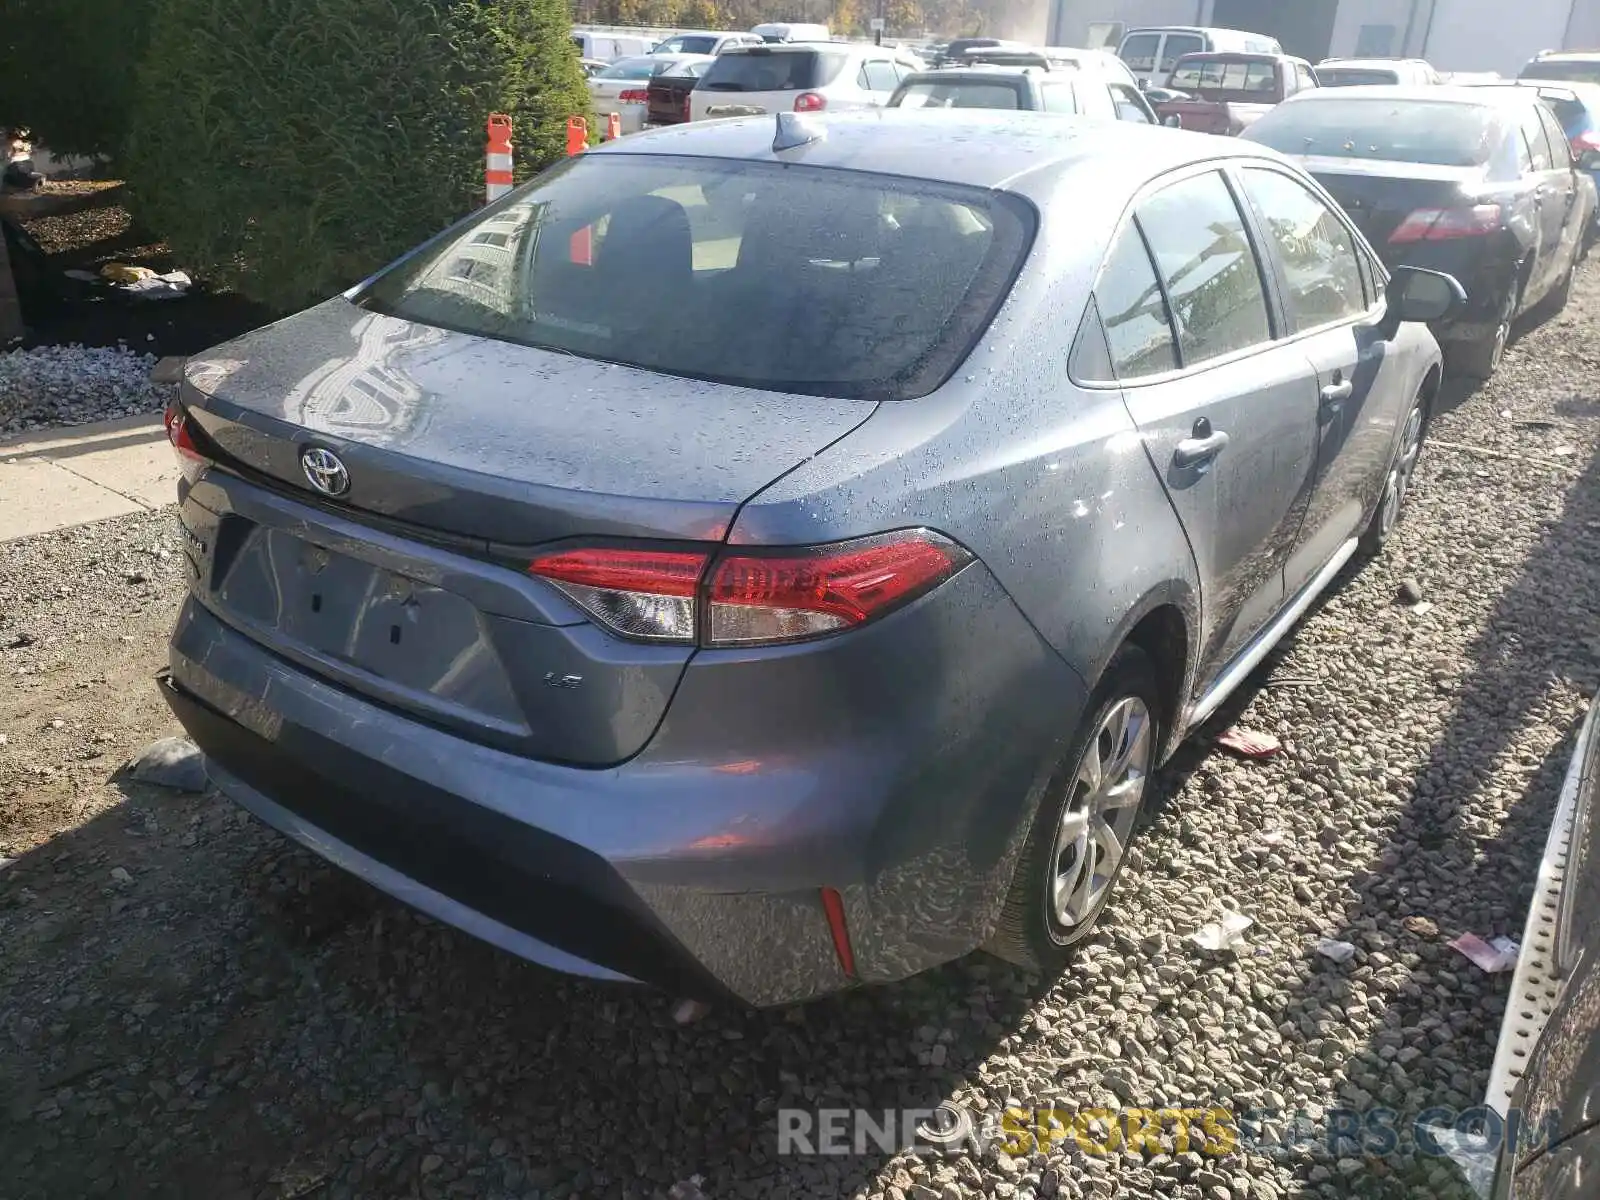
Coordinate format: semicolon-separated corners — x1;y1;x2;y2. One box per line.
1165;57;1278;98
593;57;672;80
892;79;1024;109
656;35;718;54
1318;67;1400;87
698;49;845;91
658;61;710;81
1244;97;1501;166
355;155;1033;401
1521;60;1600;86
1520;90;1586;128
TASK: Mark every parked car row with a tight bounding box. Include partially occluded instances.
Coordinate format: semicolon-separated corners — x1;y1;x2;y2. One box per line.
572;20;837;70
1243;84;1598;378
628;30;1595;388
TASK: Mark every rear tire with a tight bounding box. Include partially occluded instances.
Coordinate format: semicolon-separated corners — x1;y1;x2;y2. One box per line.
1358;391;1428;559
986;646;1161;973
1448;285;1517;381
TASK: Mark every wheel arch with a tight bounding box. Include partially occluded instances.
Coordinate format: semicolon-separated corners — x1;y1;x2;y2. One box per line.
1091;582;1200;765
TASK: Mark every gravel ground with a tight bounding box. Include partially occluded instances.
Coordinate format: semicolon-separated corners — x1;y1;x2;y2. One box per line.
0;345;167;435
3;263;1600;1200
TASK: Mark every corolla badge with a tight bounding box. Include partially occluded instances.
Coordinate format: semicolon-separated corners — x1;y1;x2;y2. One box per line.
300;447;350;497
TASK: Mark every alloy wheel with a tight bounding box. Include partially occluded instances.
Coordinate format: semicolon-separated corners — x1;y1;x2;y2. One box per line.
1048;695;1153;942
1379;403;1425;537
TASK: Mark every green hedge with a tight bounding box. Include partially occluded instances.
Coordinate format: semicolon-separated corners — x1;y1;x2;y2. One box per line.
0;0;160;160
123;0;591;312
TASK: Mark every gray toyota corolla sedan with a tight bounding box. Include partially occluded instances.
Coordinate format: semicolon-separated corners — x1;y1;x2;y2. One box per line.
159;110;1463;1006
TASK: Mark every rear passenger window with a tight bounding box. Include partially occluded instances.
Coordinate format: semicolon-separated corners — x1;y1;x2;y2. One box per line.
863;60;900;91
1076;81;1117;120
1040;82;1077;113
1244;63;1278;94
1538;104;1574;164
1092;222;1179;379
1519;106;1554;170
1120;33;1161;74
1111;84;1152;122
1161;34;1204;73
1135;171;1272;365
1239;168;1366;330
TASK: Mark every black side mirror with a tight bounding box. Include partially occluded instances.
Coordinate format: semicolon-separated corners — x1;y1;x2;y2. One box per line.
1580;148;1600;172
1382;266;1467;337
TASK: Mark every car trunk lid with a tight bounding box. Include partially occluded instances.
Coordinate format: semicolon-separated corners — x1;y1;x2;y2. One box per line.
689;45;847;119
178;299;873;764
182;298;870;545
1297;156;1485;255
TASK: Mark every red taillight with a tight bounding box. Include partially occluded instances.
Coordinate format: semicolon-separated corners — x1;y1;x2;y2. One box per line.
707;532;968;645
820;887;856;978
163;399;208;483
793;92;827;113
618;89;649;103
682;94;692;121
1573;130;1600;154
527;530;970;647
1389;204;1503;243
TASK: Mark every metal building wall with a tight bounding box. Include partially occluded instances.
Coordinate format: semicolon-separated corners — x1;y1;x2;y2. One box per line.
1048;0;1210;48
1421;0;1574;73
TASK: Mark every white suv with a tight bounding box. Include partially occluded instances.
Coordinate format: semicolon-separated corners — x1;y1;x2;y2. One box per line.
688;43;924;120
653;30;765;57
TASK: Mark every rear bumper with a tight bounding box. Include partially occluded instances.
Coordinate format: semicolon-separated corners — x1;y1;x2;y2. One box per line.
164;556;1084;1005
1381;238;1521;344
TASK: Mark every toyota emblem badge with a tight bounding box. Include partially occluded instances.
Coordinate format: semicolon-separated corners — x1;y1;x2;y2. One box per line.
300;447;351;497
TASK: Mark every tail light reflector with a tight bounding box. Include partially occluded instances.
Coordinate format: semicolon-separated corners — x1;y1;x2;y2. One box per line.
820;886;857;978
527;530;970;648
1389;204;1502;243
528;547;706;642
618;89;649;103
163;399;208;481
793;91;827;113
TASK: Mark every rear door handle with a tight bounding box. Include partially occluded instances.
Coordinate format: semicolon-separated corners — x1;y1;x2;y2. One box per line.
1173;429;1230;468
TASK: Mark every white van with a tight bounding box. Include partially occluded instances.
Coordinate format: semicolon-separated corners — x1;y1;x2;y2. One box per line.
1116;26;1282;86
571;31;658;62
752;22;832;44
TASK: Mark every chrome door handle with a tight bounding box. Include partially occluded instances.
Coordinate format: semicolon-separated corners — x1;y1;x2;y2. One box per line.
1174;430;1230;468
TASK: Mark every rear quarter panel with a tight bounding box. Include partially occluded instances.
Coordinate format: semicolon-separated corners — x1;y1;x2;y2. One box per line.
727;166;1201;703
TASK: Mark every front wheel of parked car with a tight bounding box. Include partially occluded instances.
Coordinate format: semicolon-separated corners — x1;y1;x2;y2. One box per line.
986;645;1161;974
1359;393;1428;558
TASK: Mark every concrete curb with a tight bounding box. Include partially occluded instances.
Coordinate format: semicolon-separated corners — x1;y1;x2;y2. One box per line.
0;412;177;542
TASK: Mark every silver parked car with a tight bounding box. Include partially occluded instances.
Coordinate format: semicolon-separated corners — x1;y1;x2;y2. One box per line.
160;111;1463;1006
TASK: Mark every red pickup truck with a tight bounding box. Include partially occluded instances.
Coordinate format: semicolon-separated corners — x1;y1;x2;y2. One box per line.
1151;52;1320;135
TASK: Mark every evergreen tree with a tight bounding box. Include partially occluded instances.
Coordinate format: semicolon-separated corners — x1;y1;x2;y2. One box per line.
124;0;592;311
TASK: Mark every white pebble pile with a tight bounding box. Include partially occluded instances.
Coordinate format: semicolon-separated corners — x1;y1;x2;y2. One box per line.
0;345;164;436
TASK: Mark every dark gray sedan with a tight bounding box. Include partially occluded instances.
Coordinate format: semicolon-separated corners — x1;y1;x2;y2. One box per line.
159;111;1461;1005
